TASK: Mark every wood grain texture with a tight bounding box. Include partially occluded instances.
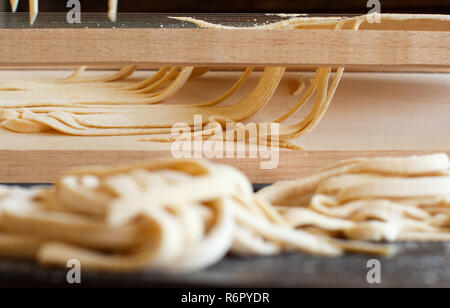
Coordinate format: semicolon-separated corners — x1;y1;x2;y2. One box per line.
0;70;449;183
1;150;450;184
0;29;449;67
2;65;450;73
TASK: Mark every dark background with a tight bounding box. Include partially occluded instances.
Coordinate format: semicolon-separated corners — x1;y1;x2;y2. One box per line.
2;0;450;14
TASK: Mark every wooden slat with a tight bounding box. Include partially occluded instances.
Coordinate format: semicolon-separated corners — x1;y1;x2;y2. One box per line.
0;29;449;67
0;70;449;183
1;150;449;184
1;65;450;73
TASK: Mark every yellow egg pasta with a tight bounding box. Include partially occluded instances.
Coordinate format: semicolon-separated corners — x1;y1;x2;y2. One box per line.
1;14;447;150
258;153;450;243
0;153;448;273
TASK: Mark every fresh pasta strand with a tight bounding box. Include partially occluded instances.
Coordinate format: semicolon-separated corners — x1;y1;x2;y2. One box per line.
0;15;335;143
62;65;137;84
61;66;88;83
258;153;450;244
136;66;181;94
10;0;19;13
1;117;50;133
0;233;42;259
29;0;38;25
124;67;171;91
9;0;39;25
0;67;284;137
291;75;306;96
190;67;211;79
141;18;359;146
108;0;118;22
6;155;438;273
1;14;445;151
0;66;195;109
1;154;449;274
191;67;254;107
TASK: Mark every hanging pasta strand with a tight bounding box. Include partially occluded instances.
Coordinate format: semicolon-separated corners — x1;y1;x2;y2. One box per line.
62;65;137;83
10;0;19;12
0;14;438;150
136;18;353;146
291;75;306;96
275;74;318;123
61;66;88;83
137;67;180;94
29;0;38;25
190;67;211;79
142;67;194;103
10;0;120;25
108;0;119;22
124;67;171;91
274;18;364;140
192;67;254;107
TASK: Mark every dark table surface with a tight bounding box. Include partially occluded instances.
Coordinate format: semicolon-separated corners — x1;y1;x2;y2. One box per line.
0;184;449;288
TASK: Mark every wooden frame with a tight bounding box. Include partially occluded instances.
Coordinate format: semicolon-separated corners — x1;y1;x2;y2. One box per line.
0;29;449;68
1;150;448;184
0;14;449;183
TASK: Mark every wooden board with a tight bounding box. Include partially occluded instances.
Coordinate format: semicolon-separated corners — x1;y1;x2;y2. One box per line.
0;70;449;183
0;28;449;68
3;65;450;73
1;14;448;69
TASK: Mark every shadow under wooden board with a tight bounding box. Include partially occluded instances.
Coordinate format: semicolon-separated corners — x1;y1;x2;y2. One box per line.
0;70;449;183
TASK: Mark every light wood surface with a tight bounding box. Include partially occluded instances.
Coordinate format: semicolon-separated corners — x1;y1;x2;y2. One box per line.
0;28;449;68
2;65;450;73
0;70;449;183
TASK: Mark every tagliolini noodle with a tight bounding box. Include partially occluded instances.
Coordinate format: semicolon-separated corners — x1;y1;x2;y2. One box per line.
108;0;118;22
1;14;447;149
0;159;343;272
0;14;392;146
0;153;449;272
257;153;450;243
0;15;361;148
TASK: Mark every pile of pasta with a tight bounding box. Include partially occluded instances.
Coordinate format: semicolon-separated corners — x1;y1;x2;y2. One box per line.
0;14;415;149
257;153;450;243
0;153;449;273
0;158;349;272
